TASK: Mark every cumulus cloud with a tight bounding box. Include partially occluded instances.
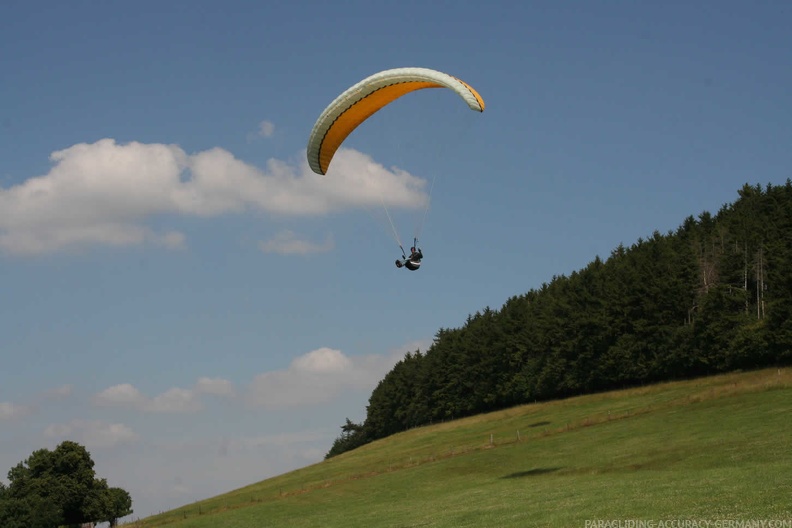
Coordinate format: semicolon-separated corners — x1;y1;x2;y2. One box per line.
94;378;234;413
26;342;426;518
259;230;334;255
91;345;409;413
0;385;79;422
147;388;202;413
0;139;427;255
44;419;138;448
246;120;275;141
94;383;147;408
292;347;352;372
254;120;275;139
195;377;236;397
91;342;419;414
246;346;406;409
0;402;31;420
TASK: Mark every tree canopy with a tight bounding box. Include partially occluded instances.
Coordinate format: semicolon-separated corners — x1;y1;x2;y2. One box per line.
0;441;133;528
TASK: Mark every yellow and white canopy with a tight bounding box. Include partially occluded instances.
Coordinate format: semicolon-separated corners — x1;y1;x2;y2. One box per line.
306;67;485;175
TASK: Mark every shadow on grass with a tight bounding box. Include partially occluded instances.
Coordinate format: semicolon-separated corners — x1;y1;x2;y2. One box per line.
501;467;562;479
528;420;551;428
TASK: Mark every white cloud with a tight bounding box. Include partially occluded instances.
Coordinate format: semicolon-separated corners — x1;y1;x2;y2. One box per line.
0;402;30;420
94;378;234;413
195;377;236;397
43;422;72;438
257;120;275;138
147;388;202;413
246;346;407;409
0;139;427;255
246;120;275;142
44;419;138;448
13;341;427;518
94;383;147;408
91;342;418;414
0;385;78;422
292;347;352;373
90;345;407;415
259;230;334;255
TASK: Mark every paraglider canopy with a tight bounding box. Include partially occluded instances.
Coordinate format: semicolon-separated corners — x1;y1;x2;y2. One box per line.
306;67;485;176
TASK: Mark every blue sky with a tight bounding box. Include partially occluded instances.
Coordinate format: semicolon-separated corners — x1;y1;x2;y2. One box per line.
1;0;790;520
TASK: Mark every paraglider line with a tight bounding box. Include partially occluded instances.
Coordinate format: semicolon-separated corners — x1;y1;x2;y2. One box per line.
380;195;404;256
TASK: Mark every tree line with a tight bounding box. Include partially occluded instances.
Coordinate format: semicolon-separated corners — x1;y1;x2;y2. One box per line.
0;441;132;528
327;181;792;457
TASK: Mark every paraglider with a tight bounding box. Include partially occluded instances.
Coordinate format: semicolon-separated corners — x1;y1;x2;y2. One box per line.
306;67;485;270
306;67;484;176
395;242;423;271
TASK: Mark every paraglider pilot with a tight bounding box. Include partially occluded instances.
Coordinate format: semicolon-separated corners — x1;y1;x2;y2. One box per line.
396;246;423;271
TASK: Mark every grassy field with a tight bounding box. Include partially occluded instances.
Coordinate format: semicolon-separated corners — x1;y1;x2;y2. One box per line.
129;368;792;527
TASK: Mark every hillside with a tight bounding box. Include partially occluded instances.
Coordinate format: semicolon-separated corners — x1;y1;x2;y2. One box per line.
331;181;792;456
131;368;791;527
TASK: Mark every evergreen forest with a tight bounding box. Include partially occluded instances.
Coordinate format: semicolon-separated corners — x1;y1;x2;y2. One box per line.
327;182;792;457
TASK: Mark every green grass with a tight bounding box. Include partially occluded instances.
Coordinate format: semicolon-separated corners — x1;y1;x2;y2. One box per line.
129;368;792;527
